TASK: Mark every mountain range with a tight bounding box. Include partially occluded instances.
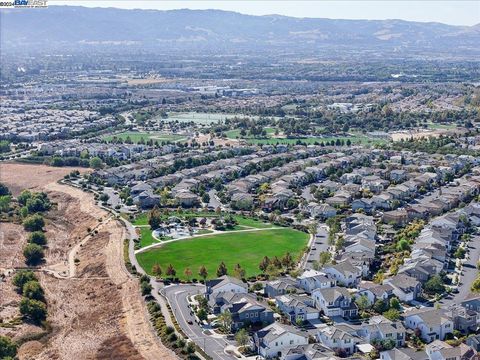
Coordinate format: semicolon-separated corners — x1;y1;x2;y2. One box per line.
2;6;479;57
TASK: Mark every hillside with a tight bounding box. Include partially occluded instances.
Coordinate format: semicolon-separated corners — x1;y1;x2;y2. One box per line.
1;6;479;57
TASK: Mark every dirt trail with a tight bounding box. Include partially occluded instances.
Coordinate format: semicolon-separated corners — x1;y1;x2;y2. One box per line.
0;164;176;360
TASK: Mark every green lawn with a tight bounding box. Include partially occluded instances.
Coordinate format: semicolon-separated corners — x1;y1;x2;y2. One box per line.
226;127;276;139
103;131;186;143
136;228;309;279
138;226;159;248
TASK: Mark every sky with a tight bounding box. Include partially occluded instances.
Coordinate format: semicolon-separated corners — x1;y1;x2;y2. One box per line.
51;1;480;26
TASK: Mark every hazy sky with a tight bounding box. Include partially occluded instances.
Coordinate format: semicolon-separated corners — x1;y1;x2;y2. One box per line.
52;1;480;26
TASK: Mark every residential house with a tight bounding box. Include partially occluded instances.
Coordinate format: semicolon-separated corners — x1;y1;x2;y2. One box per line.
205;275;248;300
316;325;361;355
322;260;362;287
312;286;358;318
403;308;453;343
357;282;394;305
296;270;336;293
254;322;309;359
425;340;477;360
276;294;320;322
265;277;301;298
383;274;421;303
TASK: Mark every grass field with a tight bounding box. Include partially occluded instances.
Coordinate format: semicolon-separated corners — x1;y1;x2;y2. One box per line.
136;228;309;279
165;112;282;125
226;127;276;139
103;131;186;143
224;127;386;146
138;226;158;248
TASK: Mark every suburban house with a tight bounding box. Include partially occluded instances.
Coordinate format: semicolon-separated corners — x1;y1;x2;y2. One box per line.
253;322;309;359
205;275;248;300
357;282;394;305
265;277;301;298
356;316;406;347
425;340;477;360
316;325;361;355
383;274;421;303
312;286;358;318
403;308;454;343
219;293;274;331
322;260;362;287
296;269;336;293
275;294;320;323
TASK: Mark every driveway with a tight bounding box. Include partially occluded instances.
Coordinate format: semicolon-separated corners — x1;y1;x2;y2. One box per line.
163;284;237;360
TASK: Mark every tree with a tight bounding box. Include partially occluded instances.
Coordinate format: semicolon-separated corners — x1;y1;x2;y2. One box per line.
89;157;103;169
383;308;400;321
23;244;45;265
216;261;228;277
0;183;10;196
28;231;47;246
259;256;270;273
355;295;370;312
235;328;249;348
141;281;152;296
233;263;246;279
389;297;400;310
0;335;17;359
272;256;282;269
148;206;162;230
0;195;11;213
197;308;207;321
454;247;466;259
281;252;293;269
23;214;45;232
184;267;193;281
22;280;44;301
166;264;176;278
218;311;232;333
12;270;37;291
318;251;331;267
198;265;208;281
373;299;389;314
151;263;162;278
424;275;445;295
396;239;410;252
19;298;47;324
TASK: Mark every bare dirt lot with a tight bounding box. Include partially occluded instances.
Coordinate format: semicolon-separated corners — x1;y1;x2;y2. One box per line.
0;163;175;360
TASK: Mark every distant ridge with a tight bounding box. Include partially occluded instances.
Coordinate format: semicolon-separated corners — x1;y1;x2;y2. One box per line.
2;6;479;57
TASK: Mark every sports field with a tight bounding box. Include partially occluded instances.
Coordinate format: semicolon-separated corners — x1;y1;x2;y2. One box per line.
103;131;186;143
136;227;309;279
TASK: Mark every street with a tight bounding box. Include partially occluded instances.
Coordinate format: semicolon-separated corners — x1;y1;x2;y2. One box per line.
439;235;480;307
163;284;238;360
304;224;329;269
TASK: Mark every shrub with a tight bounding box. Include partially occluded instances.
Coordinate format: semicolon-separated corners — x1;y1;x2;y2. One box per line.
23;244;45;265
19;298;47;324
12;270;37;291
0;335;17;359
22;280;45;301
140;281;152;296
28;231;47;245
23;214;45;232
